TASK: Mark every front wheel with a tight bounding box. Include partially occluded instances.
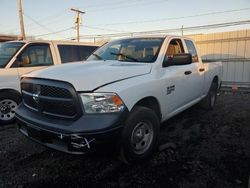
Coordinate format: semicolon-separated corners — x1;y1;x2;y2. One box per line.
119;106;160;164
0;91;21;125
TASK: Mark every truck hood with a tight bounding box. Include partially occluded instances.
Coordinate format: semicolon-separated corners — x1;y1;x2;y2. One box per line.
25;60;152;91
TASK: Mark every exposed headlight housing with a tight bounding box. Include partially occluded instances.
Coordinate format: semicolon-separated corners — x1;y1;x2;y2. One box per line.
80;93;125;114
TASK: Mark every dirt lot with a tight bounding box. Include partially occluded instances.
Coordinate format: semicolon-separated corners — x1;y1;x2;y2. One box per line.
0;92;250;188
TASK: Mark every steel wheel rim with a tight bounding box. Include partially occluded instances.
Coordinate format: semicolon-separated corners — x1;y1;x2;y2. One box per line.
0;99;17;121
131;121;154;154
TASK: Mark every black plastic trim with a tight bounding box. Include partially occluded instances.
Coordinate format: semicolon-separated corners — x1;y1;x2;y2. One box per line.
15;105;129;154
21;77;83;120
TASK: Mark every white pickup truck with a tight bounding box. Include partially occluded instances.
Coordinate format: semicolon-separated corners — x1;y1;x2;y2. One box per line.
0;40;98;124
15;36;222;163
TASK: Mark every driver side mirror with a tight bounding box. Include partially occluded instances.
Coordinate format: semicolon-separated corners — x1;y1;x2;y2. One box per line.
163;53;192;67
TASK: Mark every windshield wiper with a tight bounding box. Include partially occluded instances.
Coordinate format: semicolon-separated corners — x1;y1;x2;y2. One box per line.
110;52;138;62
92;53;103;60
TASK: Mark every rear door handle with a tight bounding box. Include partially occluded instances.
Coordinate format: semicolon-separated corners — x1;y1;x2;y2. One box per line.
184;71;192;75
199;68;205;72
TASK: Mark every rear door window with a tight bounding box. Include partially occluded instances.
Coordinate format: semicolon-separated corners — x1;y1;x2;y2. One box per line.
58;45;97;63
185;40;199;63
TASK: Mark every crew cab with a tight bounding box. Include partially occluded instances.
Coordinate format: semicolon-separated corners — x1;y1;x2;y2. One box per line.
15;36;222;163
0;40;98;124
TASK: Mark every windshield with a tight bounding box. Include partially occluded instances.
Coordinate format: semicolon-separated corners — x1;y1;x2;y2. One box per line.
87;37;164;63
0;42;25;68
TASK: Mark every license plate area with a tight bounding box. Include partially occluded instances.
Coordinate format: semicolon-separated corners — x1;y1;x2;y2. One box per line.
27;126;53;143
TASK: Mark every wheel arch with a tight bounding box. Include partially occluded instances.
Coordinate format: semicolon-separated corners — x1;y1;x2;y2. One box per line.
0;89;21;100
132;96;162;121
212;75;219;89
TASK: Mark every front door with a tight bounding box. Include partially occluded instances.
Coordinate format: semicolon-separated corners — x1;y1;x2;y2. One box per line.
162;38;203;115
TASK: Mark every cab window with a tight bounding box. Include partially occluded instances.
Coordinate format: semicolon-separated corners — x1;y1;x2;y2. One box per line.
185;40;198;63
163;39;185;65
58;45;97;63
15;44;53;67
166;39;184;58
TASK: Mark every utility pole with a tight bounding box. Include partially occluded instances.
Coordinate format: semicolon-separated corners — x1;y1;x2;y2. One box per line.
71;8;85;42
181;25;184;36
18;0;26;40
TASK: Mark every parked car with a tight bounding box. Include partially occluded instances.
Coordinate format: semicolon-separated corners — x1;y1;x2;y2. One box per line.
0;40;99;124
15;36;222;163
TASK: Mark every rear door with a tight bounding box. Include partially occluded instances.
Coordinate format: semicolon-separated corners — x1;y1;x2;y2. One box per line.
184;39;205;97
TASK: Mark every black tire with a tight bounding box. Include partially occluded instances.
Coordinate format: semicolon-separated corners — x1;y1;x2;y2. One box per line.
0;91;21;126
119;106;160;164
200;82;217;110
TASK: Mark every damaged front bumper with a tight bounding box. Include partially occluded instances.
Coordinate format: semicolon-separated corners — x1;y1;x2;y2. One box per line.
15;103;128;154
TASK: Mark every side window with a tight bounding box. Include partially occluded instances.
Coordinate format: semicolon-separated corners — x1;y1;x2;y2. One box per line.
58;45;97;63
185;40;198;63
58;45;76;63
78;46;98;61
17;44;53;67
163;39;184;64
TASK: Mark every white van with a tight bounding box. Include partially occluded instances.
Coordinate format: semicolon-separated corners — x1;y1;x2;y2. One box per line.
0;40;99;124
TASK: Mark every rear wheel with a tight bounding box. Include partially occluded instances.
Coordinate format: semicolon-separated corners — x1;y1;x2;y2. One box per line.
200;82;217;110
0;91;21;125
119;106;160;164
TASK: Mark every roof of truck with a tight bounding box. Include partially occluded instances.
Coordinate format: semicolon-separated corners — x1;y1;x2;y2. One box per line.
4;40;100;46
116;35;193;40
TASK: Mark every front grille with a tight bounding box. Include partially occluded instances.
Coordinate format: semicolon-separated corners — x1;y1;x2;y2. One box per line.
22;83;72;98
21;78;82;119
41;85;72;98
42;101;76;117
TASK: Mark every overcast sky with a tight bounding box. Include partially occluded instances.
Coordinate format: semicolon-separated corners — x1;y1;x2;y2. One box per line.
1;0;250;40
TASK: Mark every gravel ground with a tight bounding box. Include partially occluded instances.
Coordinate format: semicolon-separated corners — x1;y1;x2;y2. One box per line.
0;92;250;188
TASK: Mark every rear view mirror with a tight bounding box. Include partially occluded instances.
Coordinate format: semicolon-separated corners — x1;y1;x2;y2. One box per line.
163;53;192;67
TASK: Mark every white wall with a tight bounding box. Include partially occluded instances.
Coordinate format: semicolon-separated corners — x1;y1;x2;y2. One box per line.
188;29;250;86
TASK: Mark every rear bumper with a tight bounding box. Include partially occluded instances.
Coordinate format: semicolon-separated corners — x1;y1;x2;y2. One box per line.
16;103;128;154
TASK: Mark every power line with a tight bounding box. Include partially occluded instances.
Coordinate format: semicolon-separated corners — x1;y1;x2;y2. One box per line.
3;4;249;36
23;13;54;33
23;6;250;36
85;0;169;13
89;7;250;26
23;12;67;39
25;0;166;31
2;0;161;34
82;25;130;33
70;20;250;39
35;27;73;38
2;8;69;34
79;0;145;9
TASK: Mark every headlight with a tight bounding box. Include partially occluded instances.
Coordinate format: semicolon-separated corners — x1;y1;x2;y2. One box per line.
80;93;125;114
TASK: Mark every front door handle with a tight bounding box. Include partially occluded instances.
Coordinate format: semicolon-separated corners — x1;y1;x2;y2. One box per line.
199;68;205;72
184;71;192;75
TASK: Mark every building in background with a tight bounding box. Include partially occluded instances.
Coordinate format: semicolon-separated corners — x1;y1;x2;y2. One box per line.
188;29;250;88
